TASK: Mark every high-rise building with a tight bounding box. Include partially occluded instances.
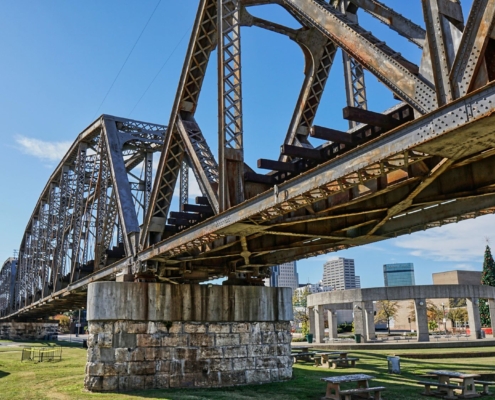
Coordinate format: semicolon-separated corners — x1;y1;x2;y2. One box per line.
383;263;415;287
322;258;360;290
264;261;299;291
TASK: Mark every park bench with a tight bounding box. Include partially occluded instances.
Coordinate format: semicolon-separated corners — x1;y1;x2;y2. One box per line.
474;379;495;395
340;386;386;400
291;352;315;363
393;336;401;342
416;380;459;399
329;357;360;369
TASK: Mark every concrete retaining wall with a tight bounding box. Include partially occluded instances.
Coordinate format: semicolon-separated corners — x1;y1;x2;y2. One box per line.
0;321;58;340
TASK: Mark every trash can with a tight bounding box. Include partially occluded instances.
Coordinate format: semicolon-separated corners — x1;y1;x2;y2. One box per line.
387;356;401;374
355;333;361;343
306;334;313;343
480;330;486;339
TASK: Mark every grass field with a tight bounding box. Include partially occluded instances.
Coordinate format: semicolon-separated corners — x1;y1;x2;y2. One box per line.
0;341;494;399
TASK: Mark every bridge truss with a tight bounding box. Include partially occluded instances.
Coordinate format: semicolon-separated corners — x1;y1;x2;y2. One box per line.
3;0;495;319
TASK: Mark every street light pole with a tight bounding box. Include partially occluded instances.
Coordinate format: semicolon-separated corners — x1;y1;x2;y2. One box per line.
441;303;446;332
76;309;81;337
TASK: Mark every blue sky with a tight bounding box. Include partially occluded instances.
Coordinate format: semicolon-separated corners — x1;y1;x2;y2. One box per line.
1;0;492;288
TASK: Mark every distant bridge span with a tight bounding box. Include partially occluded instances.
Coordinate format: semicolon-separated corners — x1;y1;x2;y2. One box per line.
3;0;495;323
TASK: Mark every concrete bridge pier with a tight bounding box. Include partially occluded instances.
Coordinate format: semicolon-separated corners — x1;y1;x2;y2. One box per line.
313;305;325;343
327;309;338;340
84;282;293;392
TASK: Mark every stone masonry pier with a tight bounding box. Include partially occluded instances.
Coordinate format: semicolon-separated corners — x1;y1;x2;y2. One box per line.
85;282;293;392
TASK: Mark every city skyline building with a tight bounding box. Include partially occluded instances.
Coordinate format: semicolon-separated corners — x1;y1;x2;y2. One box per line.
264;261;299;292
383;263;415;287
322;258;360;290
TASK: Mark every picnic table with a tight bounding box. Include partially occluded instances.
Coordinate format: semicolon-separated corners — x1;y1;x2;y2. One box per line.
314;351;359;369
321;373;385;400
291;351;315;363
417;370;481;399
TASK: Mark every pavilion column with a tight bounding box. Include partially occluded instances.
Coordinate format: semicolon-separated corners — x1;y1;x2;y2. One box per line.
327;309;338;339
364;301;375;341
309;306;315;337
466;297;482;339
352;301;367;343
314;305;325;343
488;299;495;338
414;298;429;342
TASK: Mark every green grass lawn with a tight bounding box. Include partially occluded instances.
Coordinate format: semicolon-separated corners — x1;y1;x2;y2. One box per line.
0;341;494;399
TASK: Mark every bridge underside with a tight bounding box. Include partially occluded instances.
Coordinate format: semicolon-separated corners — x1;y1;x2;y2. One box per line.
3;0;495;324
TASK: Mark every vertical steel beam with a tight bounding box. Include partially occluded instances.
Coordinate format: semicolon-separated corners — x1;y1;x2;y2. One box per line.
95;137;110;271
144;151;153;217
218;0;244;211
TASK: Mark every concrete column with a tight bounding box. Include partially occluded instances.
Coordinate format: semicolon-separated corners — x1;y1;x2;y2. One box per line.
488;299;495;337
314;305;325;343
364;301;376;341
85;283;294;392
466;297;482;339
327;309;338;339
308;306;315;336
353;301;366;343
414;298;429;342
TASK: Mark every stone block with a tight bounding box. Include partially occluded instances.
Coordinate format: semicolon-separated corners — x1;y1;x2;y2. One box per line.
100;348;115;363
97;332;113;348
223;346;248;358
136;334;161;347
199;347;223;359
147;322;158;334
155;373;169;389
184;322;207;333
175;347;199;362
113;332;137;348
144;375;156;389
210;358;233;372
255;357;278;369
87;347;100;363
114;348;130;363
103;364;118;376
86;362;105;376
195;371;221;387
180;373;197;388
259;322;274;332
156;360;170;373
87;334;97;348
168;322;183;334
101;376;119;391
127;322;148;334
275;321;290;332
232;357;256;371
89;322;113;335
184;359;210;374
113;321;129;333
128;361;156;375
118;376;129;391
189;333;215;347
232;323;250;333
114;363;127;375
208;323;231;333
277;331;291;344
128;375;145;390
85;376;103;391
270;369;279;382
278;366;293;380
277;345;291;357
162;334;187;347
169;360;183;375
129;348;145;362
157;347;170;360
216;333;240;346
144;347;159;361
220;371;247;386
262;331;277;344
246;369;271;384
276;355;292;368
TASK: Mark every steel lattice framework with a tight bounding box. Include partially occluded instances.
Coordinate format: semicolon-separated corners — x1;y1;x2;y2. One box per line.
4;0;495;319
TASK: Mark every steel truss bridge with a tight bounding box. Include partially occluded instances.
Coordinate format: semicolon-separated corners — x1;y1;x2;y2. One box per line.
2;0;495;320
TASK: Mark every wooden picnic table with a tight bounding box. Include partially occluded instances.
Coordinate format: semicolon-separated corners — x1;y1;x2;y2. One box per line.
425;370;481;399
321;373;385;400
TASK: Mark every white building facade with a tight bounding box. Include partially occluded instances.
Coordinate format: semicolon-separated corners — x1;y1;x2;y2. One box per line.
322;257;360;290
264;261;299;292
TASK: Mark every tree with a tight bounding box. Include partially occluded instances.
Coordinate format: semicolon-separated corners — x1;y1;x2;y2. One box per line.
447;307;468;332
480;245;495;327
375;300;399;334
52;314;70;333
292;287;310;336
427;302;443;328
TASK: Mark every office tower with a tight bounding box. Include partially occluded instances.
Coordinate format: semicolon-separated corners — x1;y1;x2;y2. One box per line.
322;258;360;290
383;263;415;287
264;261;299;291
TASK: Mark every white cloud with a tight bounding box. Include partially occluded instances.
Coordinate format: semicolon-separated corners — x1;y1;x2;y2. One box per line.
394;215;495;262
15;135;71;162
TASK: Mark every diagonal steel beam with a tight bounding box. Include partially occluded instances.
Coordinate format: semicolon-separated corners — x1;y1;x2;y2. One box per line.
283;0;437;114
349;0;426;48
451;0;495;98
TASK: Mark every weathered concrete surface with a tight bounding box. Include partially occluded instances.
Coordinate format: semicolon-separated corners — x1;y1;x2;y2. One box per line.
88;283;293;322
0;321;58;340
85;283;293;391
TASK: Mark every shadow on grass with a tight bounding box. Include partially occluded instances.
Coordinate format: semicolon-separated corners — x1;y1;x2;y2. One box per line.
0;370;10;379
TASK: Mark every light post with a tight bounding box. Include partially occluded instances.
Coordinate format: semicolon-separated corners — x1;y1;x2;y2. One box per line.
69;309;73;343
76;309;81;337
441;303;446;333
408;317;411;332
